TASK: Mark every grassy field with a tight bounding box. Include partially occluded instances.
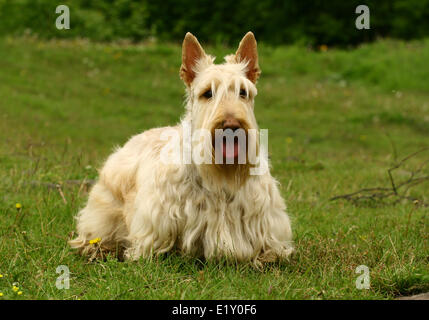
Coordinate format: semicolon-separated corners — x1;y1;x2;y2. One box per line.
0;36;428;300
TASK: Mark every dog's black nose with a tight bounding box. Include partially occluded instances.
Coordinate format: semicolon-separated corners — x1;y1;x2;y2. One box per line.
222;117;241;131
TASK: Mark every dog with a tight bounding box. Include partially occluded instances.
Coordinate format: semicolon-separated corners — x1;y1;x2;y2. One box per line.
69;32;294;266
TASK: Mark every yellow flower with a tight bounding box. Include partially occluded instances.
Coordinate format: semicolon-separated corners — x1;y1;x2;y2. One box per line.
0;293;3;297
15;203;22;209
89;237;101;245
0;274;3;278
319;44;328;52
17;291;23;295
12;285;19;292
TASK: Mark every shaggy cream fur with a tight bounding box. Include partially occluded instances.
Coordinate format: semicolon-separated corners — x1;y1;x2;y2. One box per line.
69;32;294;265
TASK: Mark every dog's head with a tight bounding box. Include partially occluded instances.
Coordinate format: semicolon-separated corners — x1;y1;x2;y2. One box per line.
180;32;262;189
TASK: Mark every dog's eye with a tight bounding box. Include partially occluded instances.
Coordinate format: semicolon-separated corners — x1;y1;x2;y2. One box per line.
201;89;212;99
239;89;247;98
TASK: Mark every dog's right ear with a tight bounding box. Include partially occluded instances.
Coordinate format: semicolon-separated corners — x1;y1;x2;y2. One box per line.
235;32;261;83
180;32;206;86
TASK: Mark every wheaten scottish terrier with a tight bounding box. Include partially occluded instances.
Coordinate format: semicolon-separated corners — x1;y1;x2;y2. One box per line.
70;32;294;265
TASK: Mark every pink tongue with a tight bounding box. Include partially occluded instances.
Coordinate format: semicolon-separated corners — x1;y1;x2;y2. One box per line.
223;140;239;159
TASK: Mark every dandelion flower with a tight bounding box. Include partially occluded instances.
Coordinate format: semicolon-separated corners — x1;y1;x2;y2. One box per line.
12;285;19;292
89;237;101;245
15;203;22;209
0;274;3;278
0;293;3;297
17;291;23;295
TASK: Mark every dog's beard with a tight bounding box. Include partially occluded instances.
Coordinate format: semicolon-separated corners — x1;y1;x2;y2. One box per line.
192;120;259;192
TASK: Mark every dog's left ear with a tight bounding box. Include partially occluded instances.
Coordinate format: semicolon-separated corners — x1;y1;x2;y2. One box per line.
235;32;261;83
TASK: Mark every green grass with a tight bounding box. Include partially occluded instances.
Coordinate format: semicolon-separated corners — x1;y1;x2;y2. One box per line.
0;36;428;300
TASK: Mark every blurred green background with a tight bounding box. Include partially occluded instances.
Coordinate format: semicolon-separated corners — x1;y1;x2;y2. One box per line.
1;0;429;46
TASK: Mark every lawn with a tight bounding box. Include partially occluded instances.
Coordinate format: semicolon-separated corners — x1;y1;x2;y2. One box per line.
0;36;428;300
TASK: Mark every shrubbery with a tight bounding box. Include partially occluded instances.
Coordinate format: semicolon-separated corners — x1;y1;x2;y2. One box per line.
0;0;428;46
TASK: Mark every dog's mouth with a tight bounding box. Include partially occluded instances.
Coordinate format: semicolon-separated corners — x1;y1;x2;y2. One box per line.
212;125;247;163
221;135;240;160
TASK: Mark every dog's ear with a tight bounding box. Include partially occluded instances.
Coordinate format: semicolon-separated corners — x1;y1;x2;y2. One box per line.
180;32;206;86
235;32;261;83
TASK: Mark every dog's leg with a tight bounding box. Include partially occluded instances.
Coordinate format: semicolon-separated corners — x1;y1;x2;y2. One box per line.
123;190;179;260
69;182;128;258
257;180;294;264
